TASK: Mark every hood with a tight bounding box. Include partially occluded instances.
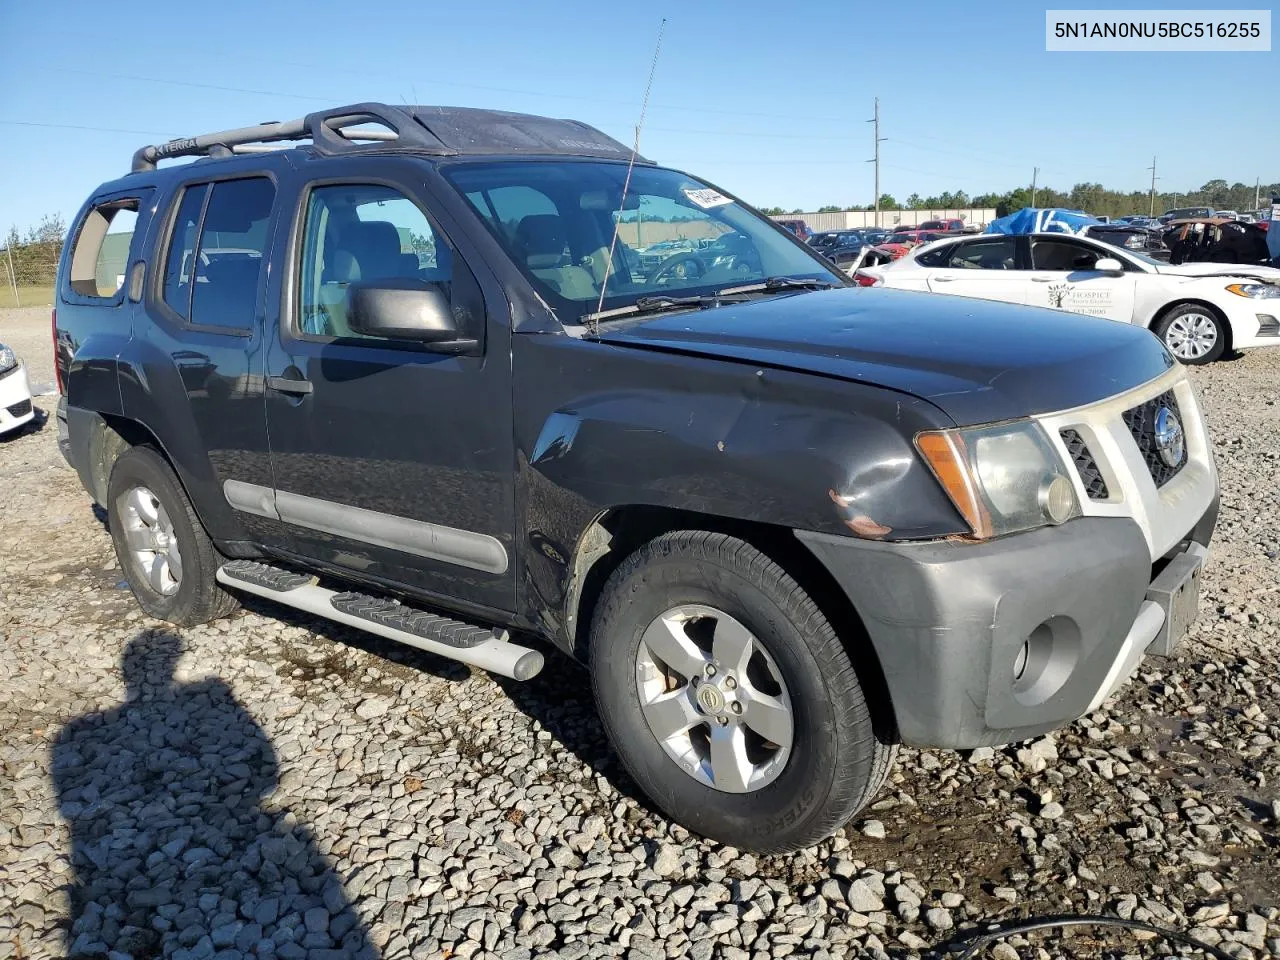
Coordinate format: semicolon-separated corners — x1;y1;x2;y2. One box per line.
595;288;1175;425
1153;261;1280;282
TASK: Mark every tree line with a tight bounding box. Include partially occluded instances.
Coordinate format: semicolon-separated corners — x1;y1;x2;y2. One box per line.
760;179;1280;219
3;214;67;286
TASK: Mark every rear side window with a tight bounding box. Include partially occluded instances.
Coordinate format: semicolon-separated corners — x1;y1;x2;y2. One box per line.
160;177;276;331
162;185;209;318
68;199;143;298
946;237;1017;270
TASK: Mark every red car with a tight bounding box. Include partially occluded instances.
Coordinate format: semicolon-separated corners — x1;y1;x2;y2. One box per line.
775;218;812;241
917;218;966;233
874;229;945;259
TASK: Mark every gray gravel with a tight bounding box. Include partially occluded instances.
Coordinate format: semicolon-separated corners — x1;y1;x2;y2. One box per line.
2;305;1278;959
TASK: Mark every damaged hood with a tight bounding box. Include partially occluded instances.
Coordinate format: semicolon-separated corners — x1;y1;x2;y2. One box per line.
1152;261;1280;283
594;288;1174;425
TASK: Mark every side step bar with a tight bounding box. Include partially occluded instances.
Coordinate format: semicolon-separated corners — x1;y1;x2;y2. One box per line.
217;560;544;681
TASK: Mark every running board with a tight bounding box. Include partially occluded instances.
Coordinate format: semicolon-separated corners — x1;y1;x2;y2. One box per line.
217;561;544;681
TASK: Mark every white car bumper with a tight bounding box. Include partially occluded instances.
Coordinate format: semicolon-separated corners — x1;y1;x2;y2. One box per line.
1221;299;1280;351
0;362;35;435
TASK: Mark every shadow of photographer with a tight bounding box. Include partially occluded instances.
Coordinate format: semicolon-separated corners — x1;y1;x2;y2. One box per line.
51;630;375;959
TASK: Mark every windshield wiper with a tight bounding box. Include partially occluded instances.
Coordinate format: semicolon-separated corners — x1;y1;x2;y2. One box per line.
717;276;836;296
582;293;745;324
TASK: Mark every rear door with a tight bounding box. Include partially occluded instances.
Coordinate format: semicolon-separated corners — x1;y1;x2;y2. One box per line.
923;235;1031;305
1024;236;1138;322
261;158;516;614
121;168;281;543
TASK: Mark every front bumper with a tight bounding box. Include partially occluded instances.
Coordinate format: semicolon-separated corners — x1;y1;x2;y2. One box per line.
798;505;1217;749
0;362;35;435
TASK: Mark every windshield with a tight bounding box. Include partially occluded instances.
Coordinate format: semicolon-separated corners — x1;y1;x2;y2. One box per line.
444;160;842;321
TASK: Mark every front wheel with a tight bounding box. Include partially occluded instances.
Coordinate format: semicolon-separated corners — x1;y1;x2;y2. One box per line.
1154;304;1225;364
107;446;239;626
590;531;895;853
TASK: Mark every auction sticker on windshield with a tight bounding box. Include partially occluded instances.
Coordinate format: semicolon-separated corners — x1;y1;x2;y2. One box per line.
682;188;733;209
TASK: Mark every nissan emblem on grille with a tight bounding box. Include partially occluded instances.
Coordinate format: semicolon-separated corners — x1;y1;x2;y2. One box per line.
1122;389;1187;488
1154;406;1185;469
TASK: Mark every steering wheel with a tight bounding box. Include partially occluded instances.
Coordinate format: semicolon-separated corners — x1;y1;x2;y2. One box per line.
647;253;706;284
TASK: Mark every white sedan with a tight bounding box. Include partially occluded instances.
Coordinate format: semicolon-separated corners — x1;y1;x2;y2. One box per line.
0;341;35;436
856;231;1280;364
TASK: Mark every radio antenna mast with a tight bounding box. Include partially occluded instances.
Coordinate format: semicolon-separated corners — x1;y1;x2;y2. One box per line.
590;17;667;333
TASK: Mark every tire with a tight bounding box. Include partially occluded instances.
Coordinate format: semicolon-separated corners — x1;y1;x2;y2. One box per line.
1153;303;1225;365
107;446;239;626
590;530;896;853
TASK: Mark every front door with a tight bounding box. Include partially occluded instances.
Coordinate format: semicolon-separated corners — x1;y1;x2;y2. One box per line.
263;163;516;614
1024;236;1138;323
924;235;1031;305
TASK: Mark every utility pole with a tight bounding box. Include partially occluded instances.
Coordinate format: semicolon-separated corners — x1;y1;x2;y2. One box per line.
3;242;18;308
1255;177;1261;212
866;98;886;228
1147;156;1158;218
1031;167;1039;208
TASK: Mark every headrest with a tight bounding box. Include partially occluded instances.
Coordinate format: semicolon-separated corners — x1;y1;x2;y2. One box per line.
516;215;567;269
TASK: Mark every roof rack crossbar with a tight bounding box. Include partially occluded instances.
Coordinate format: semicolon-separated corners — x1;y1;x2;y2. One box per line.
130;103;429;172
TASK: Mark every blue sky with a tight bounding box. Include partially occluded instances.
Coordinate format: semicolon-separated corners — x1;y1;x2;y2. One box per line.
0;0;1274;231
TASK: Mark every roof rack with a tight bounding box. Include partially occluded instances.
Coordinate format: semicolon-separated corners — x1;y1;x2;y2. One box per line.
131;103;446;172
131;102;645;173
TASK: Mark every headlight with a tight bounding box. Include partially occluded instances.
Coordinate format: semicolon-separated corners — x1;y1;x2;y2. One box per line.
1124;234;1145;248
0;345;16;374
1226;283;1280;299
916;421;1081;538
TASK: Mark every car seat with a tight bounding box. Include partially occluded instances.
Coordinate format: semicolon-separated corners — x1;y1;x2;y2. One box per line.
515;215;597;300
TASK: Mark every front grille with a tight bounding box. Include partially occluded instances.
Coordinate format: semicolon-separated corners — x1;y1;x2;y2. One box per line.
6;399;32;418
1061;429;1109;499
1122;390;1186;488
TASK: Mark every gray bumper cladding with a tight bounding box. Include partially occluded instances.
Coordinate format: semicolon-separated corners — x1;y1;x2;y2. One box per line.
797;517;1172;749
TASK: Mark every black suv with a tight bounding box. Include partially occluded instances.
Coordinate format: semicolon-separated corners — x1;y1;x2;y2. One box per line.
55;103;1219;853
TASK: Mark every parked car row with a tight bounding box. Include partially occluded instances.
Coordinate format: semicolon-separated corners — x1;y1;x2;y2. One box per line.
856;229;1280;363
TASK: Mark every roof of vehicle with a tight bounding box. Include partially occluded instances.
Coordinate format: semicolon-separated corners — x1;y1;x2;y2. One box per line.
129;102;644;173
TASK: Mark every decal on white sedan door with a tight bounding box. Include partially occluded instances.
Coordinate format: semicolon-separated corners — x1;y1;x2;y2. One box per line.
1045;282;1115;317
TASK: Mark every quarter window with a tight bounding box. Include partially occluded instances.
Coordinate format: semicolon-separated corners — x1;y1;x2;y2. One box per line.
297;184;454;340
68;199;143;298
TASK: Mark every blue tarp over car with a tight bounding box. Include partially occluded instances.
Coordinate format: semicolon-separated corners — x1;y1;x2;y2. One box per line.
986;207;1105;235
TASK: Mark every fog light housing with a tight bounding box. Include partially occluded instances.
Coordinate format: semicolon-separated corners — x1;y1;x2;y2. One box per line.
1011;618;1082;706
1257;314;1279;337
1040;475;1076;524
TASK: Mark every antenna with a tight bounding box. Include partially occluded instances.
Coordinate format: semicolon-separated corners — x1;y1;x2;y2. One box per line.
1147;156;1159;218
590;17;667;332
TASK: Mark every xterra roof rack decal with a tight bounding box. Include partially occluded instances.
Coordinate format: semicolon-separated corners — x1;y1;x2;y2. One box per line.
130;102;644;172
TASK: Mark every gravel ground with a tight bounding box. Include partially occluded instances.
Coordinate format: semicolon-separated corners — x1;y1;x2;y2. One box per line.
1;304;1278;960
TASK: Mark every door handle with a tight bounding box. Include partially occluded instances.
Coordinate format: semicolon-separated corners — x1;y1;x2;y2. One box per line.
267;376;313;395
933;275;956;282
1031;276;1054;282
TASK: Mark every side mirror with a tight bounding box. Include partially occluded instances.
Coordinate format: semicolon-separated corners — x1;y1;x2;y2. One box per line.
1094;257;1124;274
347;279;464;345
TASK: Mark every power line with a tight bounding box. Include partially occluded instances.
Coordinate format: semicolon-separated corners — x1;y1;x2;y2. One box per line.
0;119;175;136
30;63;849;125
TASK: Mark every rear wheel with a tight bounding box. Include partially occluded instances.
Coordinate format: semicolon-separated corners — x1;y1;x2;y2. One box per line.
1154;304;1225;364
107;446;239;626
590;530;896;853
